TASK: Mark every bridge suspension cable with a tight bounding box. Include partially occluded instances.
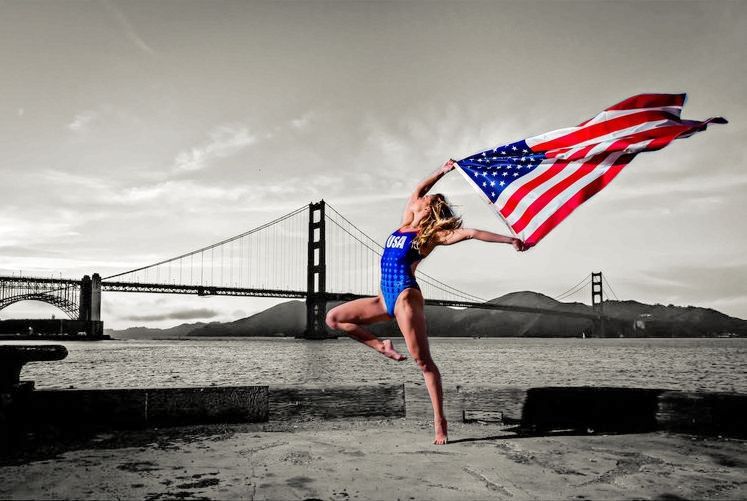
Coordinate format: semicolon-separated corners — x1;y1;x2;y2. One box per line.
554;273;592;302
103;204;309;294
602;274;620;301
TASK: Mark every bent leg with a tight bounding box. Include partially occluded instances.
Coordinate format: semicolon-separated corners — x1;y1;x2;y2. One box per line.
394;288;447;445
326;297;406;361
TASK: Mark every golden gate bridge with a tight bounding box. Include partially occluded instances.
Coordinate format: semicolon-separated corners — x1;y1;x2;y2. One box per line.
0;201;610;339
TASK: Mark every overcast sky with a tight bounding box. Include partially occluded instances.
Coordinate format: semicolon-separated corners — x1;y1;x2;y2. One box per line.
1;0;745;329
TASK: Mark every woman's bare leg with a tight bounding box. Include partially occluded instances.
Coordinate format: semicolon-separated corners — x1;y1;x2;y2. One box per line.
394;288;447;445
326;296;406;361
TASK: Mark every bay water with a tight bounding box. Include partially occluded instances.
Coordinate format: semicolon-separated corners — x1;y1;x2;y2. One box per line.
7;337;746;393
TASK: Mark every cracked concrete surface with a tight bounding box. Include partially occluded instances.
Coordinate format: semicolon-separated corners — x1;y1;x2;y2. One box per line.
1;419;745;500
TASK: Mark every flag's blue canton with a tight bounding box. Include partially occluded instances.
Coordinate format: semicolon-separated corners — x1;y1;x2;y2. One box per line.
457;140;545;202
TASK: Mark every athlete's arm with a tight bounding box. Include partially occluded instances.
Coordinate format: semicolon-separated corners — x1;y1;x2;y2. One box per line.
409;159;455;202
436;228;525;251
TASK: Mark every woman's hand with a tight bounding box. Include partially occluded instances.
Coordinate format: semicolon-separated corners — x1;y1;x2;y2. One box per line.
512;238;526;252
439;159;457;174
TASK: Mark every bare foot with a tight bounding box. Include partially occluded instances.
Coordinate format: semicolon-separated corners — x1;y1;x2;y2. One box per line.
380;338;407;361
434;417;448;445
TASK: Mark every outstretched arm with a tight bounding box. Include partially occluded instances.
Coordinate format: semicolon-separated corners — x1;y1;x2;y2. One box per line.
409;159;456;202
436;228;525;252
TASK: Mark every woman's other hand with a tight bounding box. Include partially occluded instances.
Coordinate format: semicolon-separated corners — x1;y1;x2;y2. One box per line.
512;238;526;252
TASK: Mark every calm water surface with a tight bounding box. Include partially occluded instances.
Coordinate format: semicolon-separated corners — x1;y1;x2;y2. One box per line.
6;337;747;392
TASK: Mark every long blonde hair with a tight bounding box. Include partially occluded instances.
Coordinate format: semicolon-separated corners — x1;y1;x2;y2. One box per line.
414;194;462;250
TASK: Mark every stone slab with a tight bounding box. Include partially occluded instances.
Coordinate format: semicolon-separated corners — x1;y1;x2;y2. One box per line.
657;390;747;437
26;389;148;429
521;386;662;433
406;385;527;423
23;386;269;432
146;386;268;426
269;384;405;420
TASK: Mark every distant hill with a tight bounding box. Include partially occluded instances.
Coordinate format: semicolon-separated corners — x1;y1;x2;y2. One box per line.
107;292;747;340
188;300;306;337
601;300;747;337
105;321;211;340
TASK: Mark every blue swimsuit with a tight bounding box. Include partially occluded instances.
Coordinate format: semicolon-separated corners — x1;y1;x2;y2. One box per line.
380;229;424;317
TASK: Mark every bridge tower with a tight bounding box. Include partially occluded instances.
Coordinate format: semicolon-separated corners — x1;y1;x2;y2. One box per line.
79;275;92;321
302;201;335;339
591;272;605;337
78;273;102;322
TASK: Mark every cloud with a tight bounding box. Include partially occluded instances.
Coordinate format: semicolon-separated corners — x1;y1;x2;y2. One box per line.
610;261;747;318
290;111;315;130
67;111;98;132
87;178;303;209
173;125;257;172
122;307;220;322
110;179;250;205
0;213;82;248
607;173;747;202
102;0;155;55
0;246;61;258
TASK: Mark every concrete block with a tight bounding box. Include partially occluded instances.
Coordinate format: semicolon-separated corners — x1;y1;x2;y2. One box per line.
460;386;528;423
521;386;662;433
146;386;268;426
405;385;527;423
405;384;463;422
270;384;405;421
656;391;747;437
27;389;147;430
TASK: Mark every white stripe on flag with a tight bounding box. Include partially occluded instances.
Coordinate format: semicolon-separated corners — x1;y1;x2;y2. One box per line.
547;119;673;152
518;151;625;240
524;126;580;149
579;105;683;128
494;157;566;210
504;158;586;226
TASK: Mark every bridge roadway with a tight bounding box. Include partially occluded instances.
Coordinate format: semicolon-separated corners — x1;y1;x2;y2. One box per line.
0;276;601;321
104;282;601;320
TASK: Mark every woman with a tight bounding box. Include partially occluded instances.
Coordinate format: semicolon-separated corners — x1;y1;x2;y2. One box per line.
326;159;525;445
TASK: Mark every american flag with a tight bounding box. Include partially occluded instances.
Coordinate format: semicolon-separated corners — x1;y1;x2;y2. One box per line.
454;94;726;248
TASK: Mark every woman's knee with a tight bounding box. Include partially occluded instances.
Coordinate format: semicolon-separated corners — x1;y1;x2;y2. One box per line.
325;308;342;329
407;346;436;371
413;354;438;373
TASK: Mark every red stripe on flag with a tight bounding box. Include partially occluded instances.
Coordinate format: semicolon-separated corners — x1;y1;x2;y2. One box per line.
605;93;686;112
523;154;633;247
500;160;569;219
544;143;595;160
532;110;682;152
510;156;605;234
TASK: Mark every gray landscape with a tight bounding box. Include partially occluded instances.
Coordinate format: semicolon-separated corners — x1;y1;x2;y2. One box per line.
108;291;747;340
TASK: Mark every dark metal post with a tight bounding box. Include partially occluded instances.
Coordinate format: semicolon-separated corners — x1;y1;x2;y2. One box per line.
91;273;102;321
591;272;605;337
79;275;91;321
302;200;334;339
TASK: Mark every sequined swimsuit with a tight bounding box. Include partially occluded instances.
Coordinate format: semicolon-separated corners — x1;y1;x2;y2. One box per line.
380;229;424;317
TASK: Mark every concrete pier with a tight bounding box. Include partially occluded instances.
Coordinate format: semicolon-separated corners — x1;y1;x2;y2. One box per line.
1;419;745;500
1;351;745;499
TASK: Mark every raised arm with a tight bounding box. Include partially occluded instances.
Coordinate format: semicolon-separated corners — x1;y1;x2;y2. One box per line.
409;159;456;202
435;228;525;252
